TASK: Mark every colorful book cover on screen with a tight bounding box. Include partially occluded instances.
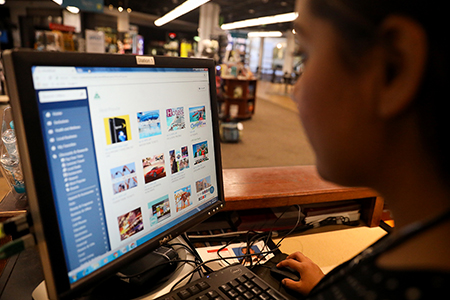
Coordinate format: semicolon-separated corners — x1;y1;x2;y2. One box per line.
110;162;138;194
137;110;161;139
104;115;132;145
189;106;206;129
166;107;185;131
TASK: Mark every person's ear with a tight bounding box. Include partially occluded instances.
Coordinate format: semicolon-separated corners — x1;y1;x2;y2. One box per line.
377;15;427;118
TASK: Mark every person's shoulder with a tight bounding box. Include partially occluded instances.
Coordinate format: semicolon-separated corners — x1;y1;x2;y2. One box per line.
377;221;450;272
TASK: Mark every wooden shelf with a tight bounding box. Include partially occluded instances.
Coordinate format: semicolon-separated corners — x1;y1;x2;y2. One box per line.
222;165;383;227
221;78;257;119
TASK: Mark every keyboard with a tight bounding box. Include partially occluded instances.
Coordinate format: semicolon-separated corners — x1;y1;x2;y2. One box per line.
155;264;288;300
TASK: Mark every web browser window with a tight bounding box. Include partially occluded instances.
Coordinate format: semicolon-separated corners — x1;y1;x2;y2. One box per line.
31;66;219;283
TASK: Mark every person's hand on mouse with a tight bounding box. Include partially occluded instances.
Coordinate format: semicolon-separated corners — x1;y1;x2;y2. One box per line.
276;251;325;295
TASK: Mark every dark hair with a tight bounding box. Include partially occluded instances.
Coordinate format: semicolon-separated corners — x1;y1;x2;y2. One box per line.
307;0;450;181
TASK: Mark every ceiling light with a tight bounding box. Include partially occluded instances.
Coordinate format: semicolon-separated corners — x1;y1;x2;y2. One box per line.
118;6;123;12
52;0;62;5
127;8;132;13
247;31;283;38
221;12;298;30
66;6;80;14
155;0;210;27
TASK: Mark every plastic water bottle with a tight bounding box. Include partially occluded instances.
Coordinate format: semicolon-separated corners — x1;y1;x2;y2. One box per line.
0;107;26;194
2;127;18;156
0;151;25;193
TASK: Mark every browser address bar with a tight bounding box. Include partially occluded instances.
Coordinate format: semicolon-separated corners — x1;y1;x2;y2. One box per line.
39;89;87;103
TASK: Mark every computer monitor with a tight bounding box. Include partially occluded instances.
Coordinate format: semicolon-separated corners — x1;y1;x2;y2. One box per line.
2;49;225;300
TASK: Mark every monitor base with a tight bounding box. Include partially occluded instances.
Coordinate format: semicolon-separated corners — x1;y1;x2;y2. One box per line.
32;237;196;300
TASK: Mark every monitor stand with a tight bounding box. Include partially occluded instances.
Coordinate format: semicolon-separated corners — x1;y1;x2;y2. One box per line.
32;237;196;300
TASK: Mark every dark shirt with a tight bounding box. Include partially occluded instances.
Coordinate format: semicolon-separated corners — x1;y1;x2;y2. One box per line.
307;245;450;299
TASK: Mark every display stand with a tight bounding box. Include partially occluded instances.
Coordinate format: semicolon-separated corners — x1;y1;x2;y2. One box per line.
221;78;257;120
31;237;196;300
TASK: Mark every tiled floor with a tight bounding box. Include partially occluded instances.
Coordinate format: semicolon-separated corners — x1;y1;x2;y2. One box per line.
256;81;298;113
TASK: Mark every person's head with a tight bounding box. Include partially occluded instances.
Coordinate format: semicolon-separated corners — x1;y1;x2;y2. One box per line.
293;0;448;188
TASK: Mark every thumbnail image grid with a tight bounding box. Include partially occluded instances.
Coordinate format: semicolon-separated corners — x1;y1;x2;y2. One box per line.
166;107;185;131
104;115;131;145
174;185;192;212
189;106;206;130
193;141;209;165
117;207;144;241
169;146;189;174
110;162;138;194
148;195;171;226
142;153;166;184
137;110;162;139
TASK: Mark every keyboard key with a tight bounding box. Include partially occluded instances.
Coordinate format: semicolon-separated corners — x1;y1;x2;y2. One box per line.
207;290;219;298
177;290;191;299
236;276;247;283
243;291;254;299
258;293;271;300
236;296;246;300
188;285;201;295
236;285;247;293
197;295;209;300
244;281;255;289
197;281;210;291
228;279;239;288
244;273;255;280
219;284;230;293
251;287;262;295
227;289;239;298
252;277;269;291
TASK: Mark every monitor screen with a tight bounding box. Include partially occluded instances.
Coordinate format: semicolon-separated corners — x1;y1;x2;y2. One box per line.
2;50;224;300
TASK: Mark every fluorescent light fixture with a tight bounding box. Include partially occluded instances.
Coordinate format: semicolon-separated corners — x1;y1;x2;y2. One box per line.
155;0;210;27
221;12;298;30
247;31;283;38
66;6;80;14
52;0;63;5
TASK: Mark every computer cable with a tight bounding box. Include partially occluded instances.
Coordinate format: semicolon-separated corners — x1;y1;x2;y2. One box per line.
187;230;264;240
181;232;213;275
247;204;302;270
169;239;211;279
274;205;302;249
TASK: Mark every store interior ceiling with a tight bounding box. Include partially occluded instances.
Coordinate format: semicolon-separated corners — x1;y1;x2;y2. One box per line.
2;0;296;34
105;0;297;32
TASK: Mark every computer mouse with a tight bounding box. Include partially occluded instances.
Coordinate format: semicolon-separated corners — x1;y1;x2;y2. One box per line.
270;265;300;282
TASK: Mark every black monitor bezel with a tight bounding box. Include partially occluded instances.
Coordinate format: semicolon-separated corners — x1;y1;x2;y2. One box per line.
2;49;225;299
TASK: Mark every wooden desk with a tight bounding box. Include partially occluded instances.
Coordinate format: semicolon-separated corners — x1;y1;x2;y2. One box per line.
223;165;383;227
